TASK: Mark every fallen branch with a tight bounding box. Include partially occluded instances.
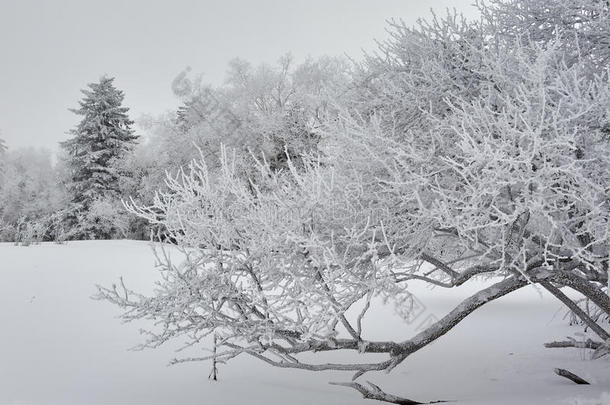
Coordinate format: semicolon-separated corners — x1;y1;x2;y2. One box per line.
331;381;452;405
545;338;609;359
330;381;423;405
554;368;590;385
544;339;602;350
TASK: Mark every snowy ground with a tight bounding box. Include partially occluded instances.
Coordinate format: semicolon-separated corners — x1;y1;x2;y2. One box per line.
1;240;608;405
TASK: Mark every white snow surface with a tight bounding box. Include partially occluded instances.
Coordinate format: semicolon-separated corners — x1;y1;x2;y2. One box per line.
1;240;608;405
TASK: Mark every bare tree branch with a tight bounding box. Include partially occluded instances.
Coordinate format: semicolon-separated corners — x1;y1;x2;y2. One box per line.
540;281;610;341
419;253;459;279
551;271;610;317
396;277;528;359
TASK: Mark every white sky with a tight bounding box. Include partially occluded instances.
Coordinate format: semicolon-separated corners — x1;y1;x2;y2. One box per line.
0;0;477;153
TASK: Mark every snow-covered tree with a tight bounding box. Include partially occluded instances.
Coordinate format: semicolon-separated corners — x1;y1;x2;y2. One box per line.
124;55;351;224
0;148;67;242
61;76;138;239
99;2;610;403
166;55;349;173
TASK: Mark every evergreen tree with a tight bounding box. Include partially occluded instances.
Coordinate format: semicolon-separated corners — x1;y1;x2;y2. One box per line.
61;76;138;239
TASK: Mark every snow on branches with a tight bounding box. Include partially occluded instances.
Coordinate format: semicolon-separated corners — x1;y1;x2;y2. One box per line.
98;1;610;403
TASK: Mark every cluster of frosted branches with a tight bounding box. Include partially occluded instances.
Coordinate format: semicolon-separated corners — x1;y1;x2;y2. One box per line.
350;4;610;287
479;0;610;71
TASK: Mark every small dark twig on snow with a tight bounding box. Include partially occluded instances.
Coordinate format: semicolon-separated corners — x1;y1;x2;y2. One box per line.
554;368;590;385
330;381;453;405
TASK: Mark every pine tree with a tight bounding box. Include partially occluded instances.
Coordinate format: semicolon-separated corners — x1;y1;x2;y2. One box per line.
61;76;138;239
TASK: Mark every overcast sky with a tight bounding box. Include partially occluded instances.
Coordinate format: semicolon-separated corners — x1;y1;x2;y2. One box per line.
0;0;477;153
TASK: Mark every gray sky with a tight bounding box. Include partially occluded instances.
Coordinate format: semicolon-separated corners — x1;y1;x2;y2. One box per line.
0;0;476;153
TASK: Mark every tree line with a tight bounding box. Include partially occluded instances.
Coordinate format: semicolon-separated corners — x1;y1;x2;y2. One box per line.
0;55;351;243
